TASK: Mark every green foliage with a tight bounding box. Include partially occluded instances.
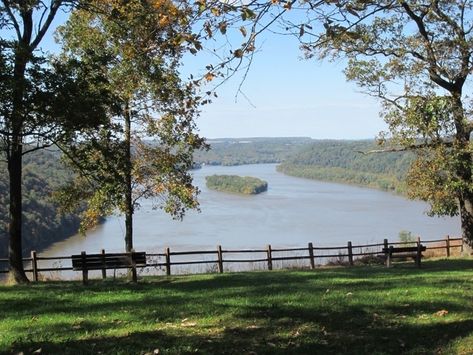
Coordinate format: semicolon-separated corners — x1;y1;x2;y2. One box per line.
194;137;313;166
206;175;268;195
398;230;416;245
57;0;207;240
0;150;80;257
278;140;414;193
296;1;473;243
2;259;473;354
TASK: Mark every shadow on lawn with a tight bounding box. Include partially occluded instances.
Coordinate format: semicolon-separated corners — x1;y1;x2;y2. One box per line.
4;314;473;354
2;259;473;354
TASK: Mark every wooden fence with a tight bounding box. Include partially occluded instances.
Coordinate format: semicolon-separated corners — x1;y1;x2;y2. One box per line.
0;236;464;281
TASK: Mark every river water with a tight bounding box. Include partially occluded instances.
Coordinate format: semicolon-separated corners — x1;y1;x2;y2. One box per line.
41;164;460;259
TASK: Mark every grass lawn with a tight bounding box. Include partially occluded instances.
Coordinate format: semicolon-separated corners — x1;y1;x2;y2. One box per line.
1;258;473;354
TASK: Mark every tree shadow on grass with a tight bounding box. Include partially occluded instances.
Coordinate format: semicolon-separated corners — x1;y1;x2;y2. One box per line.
2;259;473;354
4;317;473;354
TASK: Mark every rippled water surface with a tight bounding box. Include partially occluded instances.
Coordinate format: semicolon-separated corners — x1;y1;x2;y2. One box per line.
41;164;461;258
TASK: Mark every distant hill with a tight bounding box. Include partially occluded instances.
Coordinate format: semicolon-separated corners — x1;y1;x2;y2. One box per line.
0;150;81;257
277;140;415;193
194;137;313;166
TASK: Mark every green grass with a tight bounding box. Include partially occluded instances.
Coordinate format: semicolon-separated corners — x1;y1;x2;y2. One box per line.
1;259;473;354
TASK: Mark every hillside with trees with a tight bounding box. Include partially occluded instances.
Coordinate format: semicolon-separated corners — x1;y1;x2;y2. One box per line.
206;175;268;195
0;151;80;258
194;137;313;166
277;140;415;194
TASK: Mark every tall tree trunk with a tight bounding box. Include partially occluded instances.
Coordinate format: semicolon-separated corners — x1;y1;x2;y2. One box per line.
459;197;473;252
451;93;473;250
124;102;133;252
8;36;32;283
8;144;28;283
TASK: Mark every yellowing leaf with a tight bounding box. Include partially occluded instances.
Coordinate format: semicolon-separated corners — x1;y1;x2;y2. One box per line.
204;72;215;81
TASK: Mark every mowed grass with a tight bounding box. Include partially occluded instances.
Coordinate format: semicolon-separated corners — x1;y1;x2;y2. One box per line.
1;259;473;354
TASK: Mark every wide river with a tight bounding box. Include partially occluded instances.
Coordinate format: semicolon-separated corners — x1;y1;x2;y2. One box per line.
41;164;460;259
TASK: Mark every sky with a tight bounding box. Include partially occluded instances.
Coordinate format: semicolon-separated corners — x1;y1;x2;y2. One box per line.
12;6;387;141
190;26;386;140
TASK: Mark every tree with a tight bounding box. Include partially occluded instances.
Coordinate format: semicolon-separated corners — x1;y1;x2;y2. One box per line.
55;0;207;253
290;1;473;247
0;1;112;283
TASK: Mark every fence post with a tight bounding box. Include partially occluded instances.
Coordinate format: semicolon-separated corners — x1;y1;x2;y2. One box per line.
31;251;38;282
308;242;315;269
130;249;137;283
81;251;88;285
347;241;354;266
217;245;224;273
416;237;422;268
267;244;273;271
446;235;451;258
101;249;107;279
165;247;171;276
383;239;389;267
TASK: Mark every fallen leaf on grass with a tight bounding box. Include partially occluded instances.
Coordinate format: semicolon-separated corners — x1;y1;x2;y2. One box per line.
181;321;197;327
346;292;353;297
434;310;449;317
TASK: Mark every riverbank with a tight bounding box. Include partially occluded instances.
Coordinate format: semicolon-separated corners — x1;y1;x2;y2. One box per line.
1;258;472;354
277;163;407;195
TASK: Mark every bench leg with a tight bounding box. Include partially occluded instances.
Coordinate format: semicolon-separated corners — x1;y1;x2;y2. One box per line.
82;269;88;285
415;255;421;268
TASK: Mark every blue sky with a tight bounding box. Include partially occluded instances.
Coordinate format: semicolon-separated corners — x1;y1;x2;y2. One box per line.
191;28;386;139
14;7;387;140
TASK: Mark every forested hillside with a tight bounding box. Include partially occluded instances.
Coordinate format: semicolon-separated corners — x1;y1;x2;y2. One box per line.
0;150;81;257
277;140;415;193
194;137;313;166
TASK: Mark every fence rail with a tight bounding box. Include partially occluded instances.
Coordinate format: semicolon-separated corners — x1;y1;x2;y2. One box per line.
0;236;464;281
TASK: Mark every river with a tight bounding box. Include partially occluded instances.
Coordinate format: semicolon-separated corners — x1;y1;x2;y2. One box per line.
41;164;460;259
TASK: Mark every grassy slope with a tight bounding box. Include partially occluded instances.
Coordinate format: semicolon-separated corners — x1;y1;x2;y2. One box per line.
1;259;473;354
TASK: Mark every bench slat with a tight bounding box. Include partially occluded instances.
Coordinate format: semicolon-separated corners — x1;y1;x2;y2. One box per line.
382;246;426;253
72;252;146;270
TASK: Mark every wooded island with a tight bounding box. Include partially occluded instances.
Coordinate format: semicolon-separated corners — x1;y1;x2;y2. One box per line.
206;175;268;195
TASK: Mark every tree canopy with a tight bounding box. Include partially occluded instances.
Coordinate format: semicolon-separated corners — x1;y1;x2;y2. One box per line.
285;0;473;246
54;0;207;253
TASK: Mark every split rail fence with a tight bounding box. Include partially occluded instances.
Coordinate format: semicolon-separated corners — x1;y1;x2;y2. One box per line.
0;236;463;281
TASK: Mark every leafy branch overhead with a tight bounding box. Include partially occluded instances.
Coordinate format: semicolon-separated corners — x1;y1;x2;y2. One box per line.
283;0;473;246
56;0;208;251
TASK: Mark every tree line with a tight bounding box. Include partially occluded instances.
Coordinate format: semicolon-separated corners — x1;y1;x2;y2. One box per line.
0;150;81;257
194;137;313;166
277;140;415;194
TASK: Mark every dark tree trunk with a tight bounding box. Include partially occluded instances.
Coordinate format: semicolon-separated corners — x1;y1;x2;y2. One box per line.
451;93;473;250
7;33;32;283
459;197;473;251
124;103;133;252
8;144;28;283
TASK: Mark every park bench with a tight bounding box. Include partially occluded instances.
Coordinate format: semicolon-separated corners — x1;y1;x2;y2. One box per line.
382;245;426;268
72;251;146;284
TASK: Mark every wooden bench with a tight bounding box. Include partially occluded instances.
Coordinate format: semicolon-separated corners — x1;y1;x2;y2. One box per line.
382;245;426;268
72;251;146;284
